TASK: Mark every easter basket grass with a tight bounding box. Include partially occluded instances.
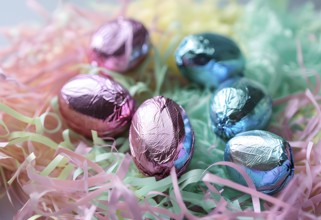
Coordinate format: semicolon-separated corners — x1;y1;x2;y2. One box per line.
0;0;321;219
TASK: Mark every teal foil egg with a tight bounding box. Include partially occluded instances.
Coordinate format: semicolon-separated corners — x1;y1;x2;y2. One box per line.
210;77;272;140
175;33;245;88
224;130;295;195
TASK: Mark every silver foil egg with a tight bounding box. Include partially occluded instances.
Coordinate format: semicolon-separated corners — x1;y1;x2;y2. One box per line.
175;32;245;88
210;77;272;140
129;96;194;180
224;130;295;195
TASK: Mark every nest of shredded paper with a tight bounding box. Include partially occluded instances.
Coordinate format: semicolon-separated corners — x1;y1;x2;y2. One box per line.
0;0;321;219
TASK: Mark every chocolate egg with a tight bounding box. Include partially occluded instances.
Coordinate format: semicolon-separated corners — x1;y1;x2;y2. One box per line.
89;17;151;73
175;33;245;88
209;77;272;140
129;96;194;179
224;130;295;194
58;74;135;138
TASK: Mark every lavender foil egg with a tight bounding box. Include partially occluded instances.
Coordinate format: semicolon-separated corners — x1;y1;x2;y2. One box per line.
210;77;272;140
59;74;135;138
224;130;295;194
129;96;194;179
89;17;150;73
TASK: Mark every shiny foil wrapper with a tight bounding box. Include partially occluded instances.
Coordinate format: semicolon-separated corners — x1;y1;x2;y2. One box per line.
224;130;295;195
89;17;150;73
129;96;194;179
210;77;272;140
59;74;135;138
175;33;245;88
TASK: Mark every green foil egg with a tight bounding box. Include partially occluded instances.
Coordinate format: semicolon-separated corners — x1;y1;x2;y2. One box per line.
224;130;295;195
175;33;245;88
210;77;272;140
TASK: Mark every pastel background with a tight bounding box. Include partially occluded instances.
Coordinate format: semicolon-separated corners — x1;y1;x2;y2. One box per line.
0;0;319;219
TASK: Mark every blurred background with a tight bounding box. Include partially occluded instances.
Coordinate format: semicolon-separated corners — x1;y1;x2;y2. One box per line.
0;0;319;219
0;0;319;46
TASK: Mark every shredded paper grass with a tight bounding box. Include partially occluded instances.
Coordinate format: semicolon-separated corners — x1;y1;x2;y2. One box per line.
1;0;321;219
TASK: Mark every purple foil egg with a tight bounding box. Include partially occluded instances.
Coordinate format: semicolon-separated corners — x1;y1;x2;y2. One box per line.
129;96;195;180
58;74;135;138
89;17;151;73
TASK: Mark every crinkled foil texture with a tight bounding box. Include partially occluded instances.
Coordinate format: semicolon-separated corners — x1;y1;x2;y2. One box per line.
175;33;245;88
59;74;135;138
89;17;150;72
224;130;295;194
210;77;272;140
129;96;194;179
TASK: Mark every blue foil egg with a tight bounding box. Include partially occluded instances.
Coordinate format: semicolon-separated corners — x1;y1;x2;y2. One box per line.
224;130;295;195
175;33;245;88
129;96;194;180
209;77;272;140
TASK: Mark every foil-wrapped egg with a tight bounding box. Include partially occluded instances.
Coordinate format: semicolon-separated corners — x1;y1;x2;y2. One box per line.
175;33;245;88
129;96;194;179
209;77;272;140
89;17;151;73
58;74;135;138
224;130;295;194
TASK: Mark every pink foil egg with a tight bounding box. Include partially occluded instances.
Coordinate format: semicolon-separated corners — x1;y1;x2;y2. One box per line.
89;17;151;73
58;74;135;138
129;96;195;180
